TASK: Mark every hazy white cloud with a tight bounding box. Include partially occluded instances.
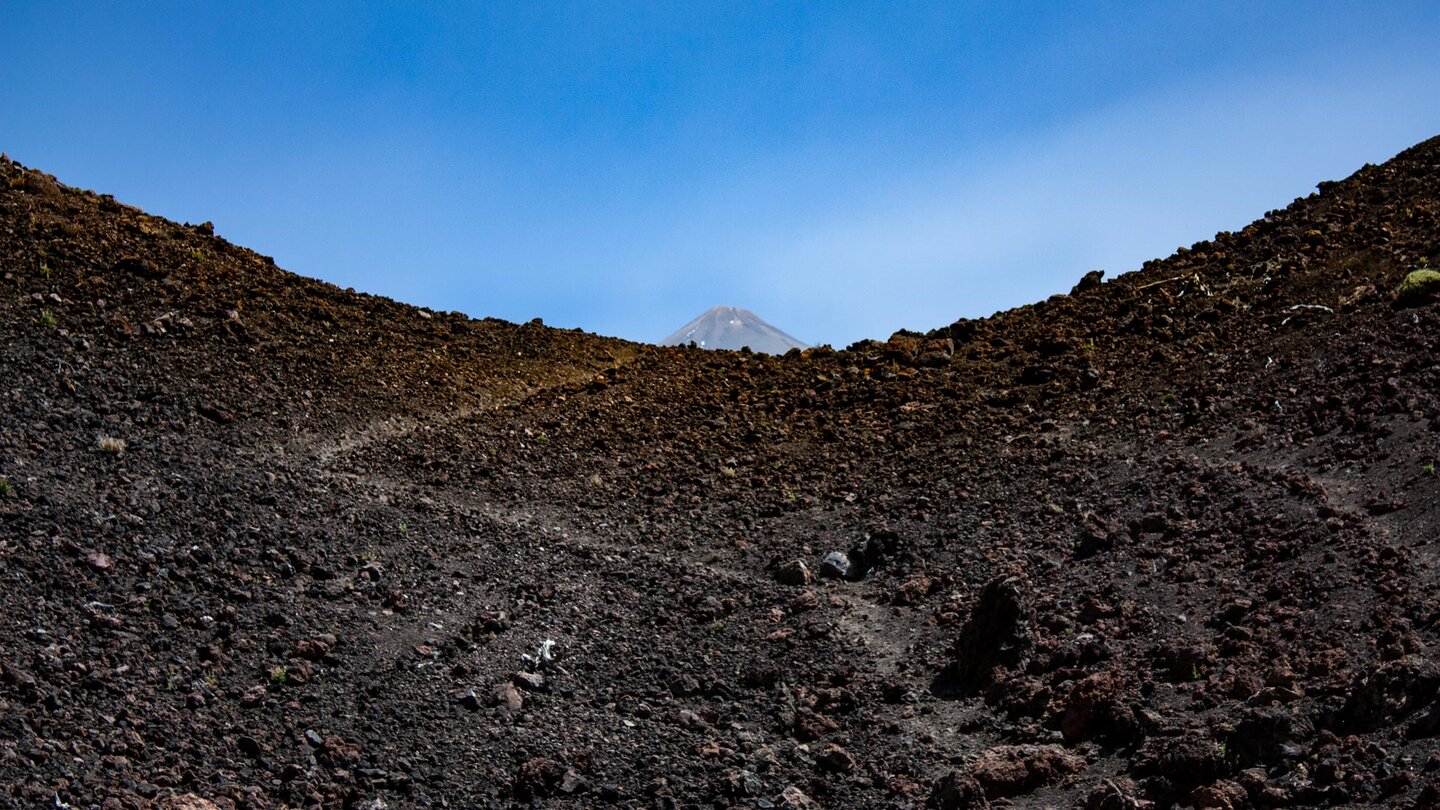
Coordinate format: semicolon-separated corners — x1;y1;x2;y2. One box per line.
658;64;1440;346
243;59;1439;348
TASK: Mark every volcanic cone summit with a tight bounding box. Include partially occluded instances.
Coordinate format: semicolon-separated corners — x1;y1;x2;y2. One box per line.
661;305;808;353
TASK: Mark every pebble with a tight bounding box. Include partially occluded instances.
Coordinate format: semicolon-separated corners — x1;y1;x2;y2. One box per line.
491;682;523;713
451;689;483;711
789;591;821;613
819;551;851;579
156;795;223;810
558;769;589;794
776;560;814;586
235;736;264;758
816;743;856;774
777;785;819;808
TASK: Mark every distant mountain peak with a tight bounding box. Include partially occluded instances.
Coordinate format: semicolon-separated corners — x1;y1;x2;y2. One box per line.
661;305;808;354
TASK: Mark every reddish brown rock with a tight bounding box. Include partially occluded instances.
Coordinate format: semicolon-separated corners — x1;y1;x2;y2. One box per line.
491;682;524;713
971;744;1084;798
1060;669;1132;742
514;757;566;800
1190;780;1247;809
927;770;990;809
816;743;855;775
777;560;815;586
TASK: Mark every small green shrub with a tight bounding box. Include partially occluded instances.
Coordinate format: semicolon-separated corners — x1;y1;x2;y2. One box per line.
269;666;288;684
1397;267;1440;305
0;478;12;496
40;309;56;327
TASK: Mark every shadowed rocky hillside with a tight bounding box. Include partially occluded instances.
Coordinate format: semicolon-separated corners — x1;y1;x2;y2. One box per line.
1;137;1439;809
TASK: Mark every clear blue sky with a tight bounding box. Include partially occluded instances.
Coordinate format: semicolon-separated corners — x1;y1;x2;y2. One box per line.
4;3;1439;346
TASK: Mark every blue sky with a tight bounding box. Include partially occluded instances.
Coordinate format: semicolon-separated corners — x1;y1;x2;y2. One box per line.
4;3;1440;347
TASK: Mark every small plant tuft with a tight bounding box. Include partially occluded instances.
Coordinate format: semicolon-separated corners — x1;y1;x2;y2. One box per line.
1425;462;1436;477
0;478;11;496
1397;267;1440;306
40;309;56;327
269;666;288;685
94;435;127;454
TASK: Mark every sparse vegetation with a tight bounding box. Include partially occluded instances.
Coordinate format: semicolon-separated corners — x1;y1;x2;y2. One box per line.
94;435;127;454
1425;462;1436;477
0;478;11;496
1397;266;1440;304
269;666;287;685
39;309;56;327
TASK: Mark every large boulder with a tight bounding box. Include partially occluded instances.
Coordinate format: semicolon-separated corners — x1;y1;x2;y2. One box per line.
944;575;1034;691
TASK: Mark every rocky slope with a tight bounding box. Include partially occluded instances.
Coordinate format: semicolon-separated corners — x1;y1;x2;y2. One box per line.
1;137;1439;809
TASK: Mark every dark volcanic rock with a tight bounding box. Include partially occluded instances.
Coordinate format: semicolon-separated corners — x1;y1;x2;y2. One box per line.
514;757;566;800
940;575;1034;692
928;770;990;809
1339;655;1440;732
